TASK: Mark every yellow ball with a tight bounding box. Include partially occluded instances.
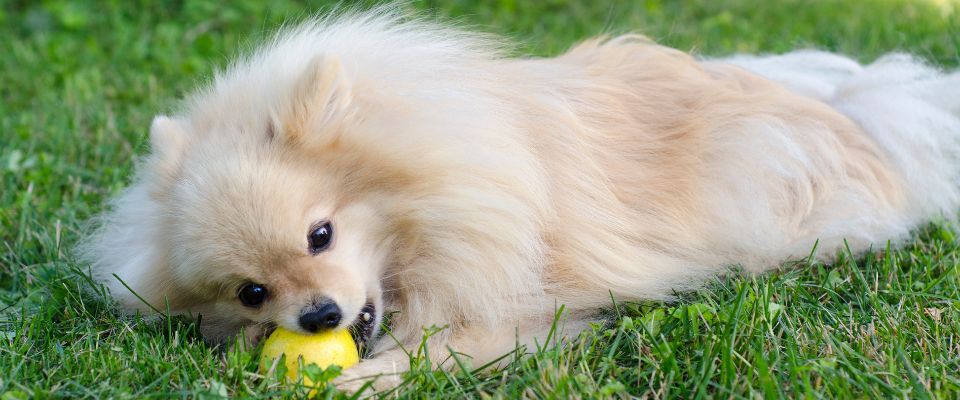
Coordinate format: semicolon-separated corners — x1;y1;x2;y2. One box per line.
259;327;359;384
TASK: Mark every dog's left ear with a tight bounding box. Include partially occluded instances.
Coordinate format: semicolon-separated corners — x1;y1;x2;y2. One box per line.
149;115;189;177
274;56;355;148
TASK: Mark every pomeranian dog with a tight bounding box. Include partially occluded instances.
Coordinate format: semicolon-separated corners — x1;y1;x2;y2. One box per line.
81;9;960;391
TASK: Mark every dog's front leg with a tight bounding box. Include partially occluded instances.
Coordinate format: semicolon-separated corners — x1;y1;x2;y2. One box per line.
333;346;410;393
331;326;504;394
334;319;589;395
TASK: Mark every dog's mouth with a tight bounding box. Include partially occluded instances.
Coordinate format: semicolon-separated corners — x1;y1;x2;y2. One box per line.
348;302;377;349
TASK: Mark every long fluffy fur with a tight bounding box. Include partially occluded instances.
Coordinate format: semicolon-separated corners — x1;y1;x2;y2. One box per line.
79;9;960;391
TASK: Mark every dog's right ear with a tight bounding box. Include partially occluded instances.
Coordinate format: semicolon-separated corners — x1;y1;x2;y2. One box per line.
149;115;188;176
273;56;355;149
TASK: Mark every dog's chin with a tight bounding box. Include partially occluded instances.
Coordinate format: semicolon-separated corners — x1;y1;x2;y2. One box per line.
242;323;275;348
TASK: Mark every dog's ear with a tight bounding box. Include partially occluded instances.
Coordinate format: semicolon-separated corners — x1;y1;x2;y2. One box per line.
274;56;355;148
149;115;188;176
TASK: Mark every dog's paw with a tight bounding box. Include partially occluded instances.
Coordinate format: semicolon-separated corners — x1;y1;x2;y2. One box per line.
333;357;405;395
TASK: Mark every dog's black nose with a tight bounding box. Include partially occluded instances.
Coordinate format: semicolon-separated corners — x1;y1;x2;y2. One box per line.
299;303;342;333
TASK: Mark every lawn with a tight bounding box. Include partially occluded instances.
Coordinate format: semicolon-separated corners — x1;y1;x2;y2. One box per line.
2;0;960;398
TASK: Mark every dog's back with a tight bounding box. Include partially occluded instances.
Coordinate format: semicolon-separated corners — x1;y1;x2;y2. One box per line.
494;37;960;309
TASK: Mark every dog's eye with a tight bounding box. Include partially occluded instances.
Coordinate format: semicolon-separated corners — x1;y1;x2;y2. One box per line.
238;283;268;307
308;222;333;254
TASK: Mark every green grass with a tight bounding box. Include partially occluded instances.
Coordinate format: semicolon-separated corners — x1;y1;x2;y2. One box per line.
2;0;960;398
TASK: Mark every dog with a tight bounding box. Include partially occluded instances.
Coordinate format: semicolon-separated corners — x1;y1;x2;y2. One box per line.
79;9;960;392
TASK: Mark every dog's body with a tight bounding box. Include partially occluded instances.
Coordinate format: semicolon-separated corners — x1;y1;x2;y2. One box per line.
81;12;960;391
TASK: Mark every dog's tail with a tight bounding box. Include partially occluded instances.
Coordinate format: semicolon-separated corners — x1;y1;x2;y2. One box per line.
727;51;960;226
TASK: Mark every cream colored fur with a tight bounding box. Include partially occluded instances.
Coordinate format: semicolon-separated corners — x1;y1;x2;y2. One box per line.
79;10;960;392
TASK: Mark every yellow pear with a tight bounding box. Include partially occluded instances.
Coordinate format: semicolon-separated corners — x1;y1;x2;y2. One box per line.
259;327;359;386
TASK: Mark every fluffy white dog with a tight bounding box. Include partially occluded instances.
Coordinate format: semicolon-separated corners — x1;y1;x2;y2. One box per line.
80;10;960;391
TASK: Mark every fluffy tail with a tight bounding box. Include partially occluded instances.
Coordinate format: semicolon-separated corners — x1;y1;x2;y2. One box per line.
726;51;960;227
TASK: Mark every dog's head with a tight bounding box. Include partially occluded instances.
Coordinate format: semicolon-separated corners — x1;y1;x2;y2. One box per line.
92;56;414;347
159;134;386;345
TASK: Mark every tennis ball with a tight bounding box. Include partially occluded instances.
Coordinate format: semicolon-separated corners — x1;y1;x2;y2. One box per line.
260;327;359;384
